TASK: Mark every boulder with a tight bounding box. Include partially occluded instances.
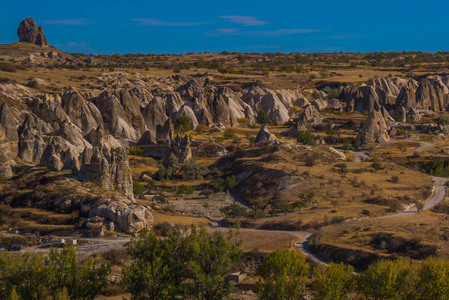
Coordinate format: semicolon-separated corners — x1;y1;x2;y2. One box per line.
89;201;153;234
312;99;328;110
329;147;346;160
327;98;342;109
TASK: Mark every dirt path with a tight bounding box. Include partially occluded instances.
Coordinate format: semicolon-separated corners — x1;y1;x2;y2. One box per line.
221;175;449;266
381;176;448;219
376;136;436;156
405;141;435;156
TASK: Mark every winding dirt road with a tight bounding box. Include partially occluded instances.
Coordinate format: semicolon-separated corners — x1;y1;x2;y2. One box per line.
223;175;449;266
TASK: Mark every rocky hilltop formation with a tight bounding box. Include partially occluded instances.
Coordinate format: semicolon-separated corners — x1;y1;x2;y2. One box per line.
338;75;449;116
17;17;49;47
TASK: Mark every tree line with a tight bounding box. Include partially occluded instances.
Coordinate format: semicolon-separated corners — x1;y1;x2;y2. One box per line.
3;227;449;299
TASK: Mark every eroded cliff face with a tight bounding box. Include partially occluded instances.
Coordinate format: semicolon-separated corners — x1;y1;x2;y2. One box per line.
5;72;449;180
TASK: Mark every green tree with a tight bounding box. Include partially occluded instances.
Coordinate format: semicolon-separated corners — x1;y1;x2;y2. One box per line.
224;175;237;191
122;227;242;300
182;226;243;300
255;249;309;300
415;257;449;300
122;230;185;300
174;116;193;133
397;144;407;155
296;130;314;145
0;247;110;300
180;158;207;180
313;262;355;300
326;128;339;145
268;197;292;214
156;153;180;180
46;246;110;300
358;259;407;300
213;175;237;192
220;204;248;219
133;182;145;195
257;110;272;125
0;252;49;299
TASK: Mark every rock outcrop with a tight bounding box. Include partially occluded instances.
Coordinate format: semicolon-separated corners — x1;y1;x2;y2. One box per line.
78;125;133;198
355;109;390;146
255;124;279;144
0;104;19;177
281;115;308;137
17;17;49;47
173;134;192;163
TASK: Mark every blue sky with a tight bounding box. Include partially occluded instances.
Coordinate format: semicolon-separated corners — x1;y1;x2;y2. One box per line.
1;0;448;54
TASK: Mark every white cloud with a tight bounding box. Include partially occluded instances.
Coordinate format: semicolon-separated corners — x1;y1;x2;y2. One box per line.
40;19;89;26
205;28;241;36
258;29;321;37
220;16;269;26
206;28;320;37
133;18;208;26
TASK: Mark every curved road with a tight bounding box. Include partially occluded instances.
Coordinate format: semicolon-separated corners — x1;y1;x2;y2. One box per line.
376;136;436;156
224;176;448;266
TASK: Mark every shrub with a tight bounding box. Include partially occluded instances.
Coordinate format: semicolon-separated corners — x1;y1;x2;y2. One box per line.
180;158;208;180
129;146;143;155
133;182;145;195
155;153;180;180
177;185;195;195
437;114;449;126
296;130;315;145
311;90;320;99
256;110;272;125
26;79;38;88
304;155;317;167
220;204;247;218
174;116;193;133
223;129;235;139
199;188;214;197
323;87;339;99
362;209;370;216
195;124;208;134
0;63;17;73
213;175;237;192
